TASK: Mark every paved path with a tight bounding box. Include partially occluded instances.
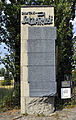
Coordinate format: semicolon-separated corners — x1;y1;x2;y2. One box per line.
0;107;76;120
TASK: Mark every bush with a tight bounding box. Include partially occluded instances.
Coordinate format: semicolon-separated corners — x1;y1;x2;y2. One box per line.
2;80;11;86
2;83;20;109
3;94;13;108
13;83;20;107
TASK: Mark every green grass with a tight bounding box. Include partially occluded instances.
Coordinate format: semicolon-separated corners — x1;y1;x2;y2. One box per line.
0;88;13;99
0;79;14;99
64;104;76;109
0;87;14;112
0;82;20;112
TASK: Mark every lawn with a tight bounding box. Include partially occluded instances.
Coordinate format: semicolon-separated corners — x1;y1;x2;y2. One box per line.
0;87;13;99
0;80;14;100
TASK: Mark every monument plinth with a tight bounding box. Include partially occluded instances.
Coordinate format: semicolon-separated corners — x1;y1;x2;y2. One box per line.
21;6;57;115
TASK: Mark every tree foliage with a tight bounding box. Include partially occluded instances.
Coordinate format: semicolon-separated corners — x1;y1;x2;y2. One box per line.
73;36;76;69
54;0;74;80
0;0;75;83
0;0;23;82
0;68;5;76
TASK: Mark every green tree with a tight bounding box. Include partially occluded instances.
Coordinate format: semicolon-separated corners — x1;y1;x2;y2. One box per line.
0;68;5;76
72;36;76;82
0;0;24;83
54;0;74;80
73;36;76;69
4;70;12;85
0;0;75;84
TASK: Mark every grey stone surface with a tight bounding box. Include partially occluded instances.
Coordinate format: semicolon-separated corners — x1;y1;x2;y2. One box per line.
29;81;56;97
28;66;56;82
28;53;55;65
27;27;56;97
21;7;56;115
28;27;56;40
27;40;55;53
25;97;55;115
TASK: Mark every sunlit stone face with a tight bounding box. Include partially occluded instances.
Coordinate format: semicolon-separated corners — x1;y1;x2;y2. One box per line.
21;6;56;114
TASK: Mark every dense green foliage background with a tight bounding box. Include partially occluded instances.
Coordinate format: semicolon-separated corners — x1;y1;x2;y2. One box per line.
0;0;75;85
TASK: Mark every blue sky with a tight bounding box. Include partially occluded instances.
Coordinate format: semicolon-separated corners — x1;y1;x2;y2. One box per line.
0;43;9;68
0;43;8;57
72;17;76;36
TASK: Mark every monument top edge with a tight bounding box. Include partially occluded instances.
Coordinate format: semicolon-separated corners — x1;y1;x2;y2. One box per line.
21;5;54;8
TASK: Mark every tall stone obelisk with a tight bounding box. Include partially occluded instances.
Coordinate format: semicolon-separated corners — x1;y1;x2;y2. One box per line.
21;6;56;115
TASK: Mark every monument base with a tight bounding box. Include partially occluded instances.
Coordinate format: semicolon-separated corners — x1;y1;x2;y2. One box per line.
25;97;55;116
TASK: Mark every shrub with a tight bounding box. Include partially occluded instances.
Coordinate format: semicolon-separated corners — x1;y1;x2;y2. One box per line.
2;80;11;86
2;83;20;109
13;83;20;107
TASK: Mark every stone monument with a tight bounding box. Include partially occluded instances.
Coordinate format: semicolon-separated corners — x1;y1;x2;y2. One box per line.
21;5;57;115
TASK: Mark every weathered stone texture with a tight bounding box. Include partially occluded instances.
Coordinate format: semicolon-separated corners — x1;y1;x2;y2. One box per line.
25;97;55;115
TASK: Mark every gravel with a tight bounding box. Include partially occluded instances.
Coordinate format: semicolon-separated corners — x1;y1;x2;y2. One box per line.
0;107;76;120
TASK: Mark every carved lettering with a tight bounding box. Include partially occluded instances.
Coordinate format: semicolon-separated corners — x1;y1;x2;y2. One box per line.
22;11;53;25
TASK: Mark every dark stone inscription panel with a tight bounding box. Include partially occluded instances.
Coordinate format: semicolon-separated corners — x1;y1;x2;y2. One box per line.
27;40;55;53
29;81;56;97
28;27;56;97
28;27;56;40
28;53;55;65
28;66;56;82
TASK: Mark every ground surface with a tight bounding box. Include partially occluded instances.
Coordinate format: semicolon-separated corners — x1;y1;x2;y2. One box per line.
0;107;76;120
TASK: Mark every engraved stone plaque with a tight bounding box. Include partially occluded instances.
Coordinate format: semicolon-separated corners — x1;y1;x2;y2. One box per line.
29;81;56;97
28;27;56;96
27;40;55;53
28;53;55;65
28;66;56;82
